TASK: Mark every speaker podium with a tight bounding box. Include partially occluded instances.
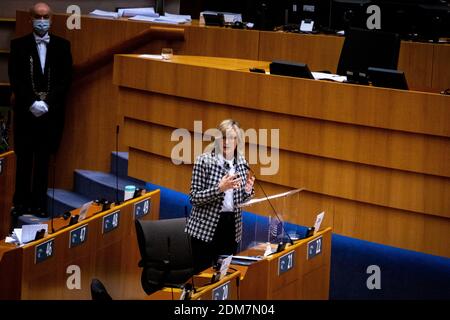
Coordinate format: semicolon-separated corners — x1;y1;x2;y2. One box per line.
237;188;331;300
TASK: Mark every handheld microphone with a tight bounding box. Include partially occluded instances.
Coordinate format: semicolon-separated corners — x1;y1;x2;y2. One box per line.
244;163;294;246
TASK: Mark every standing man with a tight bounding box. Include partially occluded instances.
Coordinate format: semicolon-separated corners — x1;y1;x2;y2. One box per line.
9;2;72;218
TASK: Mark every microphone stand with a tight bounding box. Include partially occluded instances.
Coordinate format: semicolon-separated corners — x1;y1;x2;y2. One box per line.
183;205;196;299
115;125;121;206
244;164;294;246
50;154;56;234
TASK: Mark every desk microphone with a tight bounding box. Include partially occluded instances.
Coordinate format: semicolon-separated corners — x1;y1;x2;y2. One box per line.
50;154;56;234
244;163;294;246
166;236;174;300
184;205;196;296
115;125;121;206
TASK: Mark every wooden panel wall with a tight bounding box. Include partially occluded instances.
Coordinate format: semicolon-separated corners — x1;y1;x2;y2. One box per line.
0;151;15;239
13;13;450;192
11;13;450;259
114;55;450;257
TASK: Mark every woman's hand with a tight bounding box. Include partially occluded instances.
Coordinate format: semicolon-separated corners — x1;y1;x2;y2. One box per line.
245;172;255;193
218;174;242;192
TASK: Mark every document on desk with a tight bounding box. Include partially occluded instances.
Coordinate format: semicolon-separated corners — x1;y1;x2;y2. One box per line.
89;10;120;19
219;255;233;280
129;15;190;24
118;7;158;17
165;13;192;22
12;224;48;244
312;72;347;83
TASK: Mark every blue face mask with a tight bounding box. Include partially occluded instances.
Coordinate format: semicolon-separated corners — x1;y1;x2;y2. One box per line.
32;19;50;36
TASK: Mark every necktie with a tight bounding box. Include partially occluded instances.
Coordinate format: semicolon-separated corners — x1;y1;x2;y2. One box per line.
35;35;49;73
35;34;50;45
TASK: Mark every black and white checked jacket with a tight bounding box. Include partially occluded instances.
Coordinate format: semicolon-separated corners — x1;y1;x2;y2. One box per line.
186;150;254;243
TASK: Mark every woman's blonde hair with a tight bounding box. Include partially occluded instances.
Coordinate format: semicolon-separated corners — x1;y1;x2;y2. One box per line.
207;119;244;155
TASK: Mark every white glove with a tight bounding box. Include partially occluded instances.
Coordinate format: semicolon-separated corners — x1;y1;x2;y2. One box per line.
29;100;49;117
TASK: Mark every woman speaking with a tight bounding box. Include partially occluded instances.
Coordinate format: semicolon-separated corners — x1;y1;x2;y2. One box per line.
186;119;255;273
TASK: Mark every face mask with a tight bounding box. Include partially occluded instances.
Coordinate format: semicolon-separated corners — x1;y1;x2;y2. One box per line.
32;19;50;36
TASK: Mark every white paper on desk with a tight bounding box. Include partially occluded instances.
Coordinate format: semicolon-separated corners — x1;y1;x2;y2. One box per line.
89;10;120;19
312;72;347;83
21;224;48;244
128;15;157;22
118;7;158;18
5;236;16;244
219;255;233;280
153;16;190;24
130;15;188;24
11;228;22;243
313;211;325;234
300;20;314;32
79;201;93;221
165;13;192;22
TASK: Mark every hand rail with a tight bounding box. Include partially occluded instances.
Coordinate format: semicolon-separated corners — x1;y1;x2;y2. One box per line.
73;26;185;78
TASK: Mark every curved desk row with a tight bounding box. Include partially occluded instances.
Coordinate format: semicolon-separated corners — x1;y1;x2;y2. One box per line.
147;227;332;300
0;190;160;299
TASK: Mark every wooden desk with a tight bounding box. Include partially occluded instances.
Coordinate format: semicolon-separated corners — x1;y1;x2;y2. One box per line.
234;227;331;300
146;269;241;300
113;54;450;258
0;190;160;299
145;228;331;300
0;151;14;239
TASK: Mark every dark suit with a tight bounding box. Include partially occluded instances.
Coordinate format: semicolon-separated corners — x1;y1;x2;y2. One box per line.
8;33;72;214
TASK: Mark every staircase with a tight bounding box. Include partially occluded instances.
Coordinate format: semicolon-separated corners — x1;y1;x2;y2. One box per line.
18;152;147;226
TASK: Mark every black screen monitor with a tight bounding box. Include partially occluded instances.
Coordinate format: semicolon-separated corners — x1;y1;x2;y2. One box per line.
368;67;409;90
269;60;315;79
336;28;401;83
330;0;371;31
203;13;225;26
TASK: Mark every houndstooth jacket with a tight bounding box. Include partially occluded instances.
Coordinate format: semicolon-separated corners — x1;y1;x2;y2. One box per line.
186;150;254;243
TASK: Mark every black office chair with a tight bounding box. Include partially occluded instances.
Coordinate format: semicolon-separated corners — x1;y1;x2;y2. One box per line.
135;218;194;295
90;278;112;301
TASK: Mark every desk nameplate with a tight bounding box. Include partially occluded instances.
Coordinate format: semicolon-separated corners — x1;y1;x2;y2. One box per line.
278;250;295;275
307;236;323;260
35;238;54;264
69;224;88;248
212;281;230;300
134;198;151;219
102;210;120;234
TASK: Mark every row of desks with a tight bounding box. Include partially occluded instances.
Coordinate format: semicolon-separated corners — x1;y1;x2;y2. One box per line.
148;227;332;300
0;190;160;299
